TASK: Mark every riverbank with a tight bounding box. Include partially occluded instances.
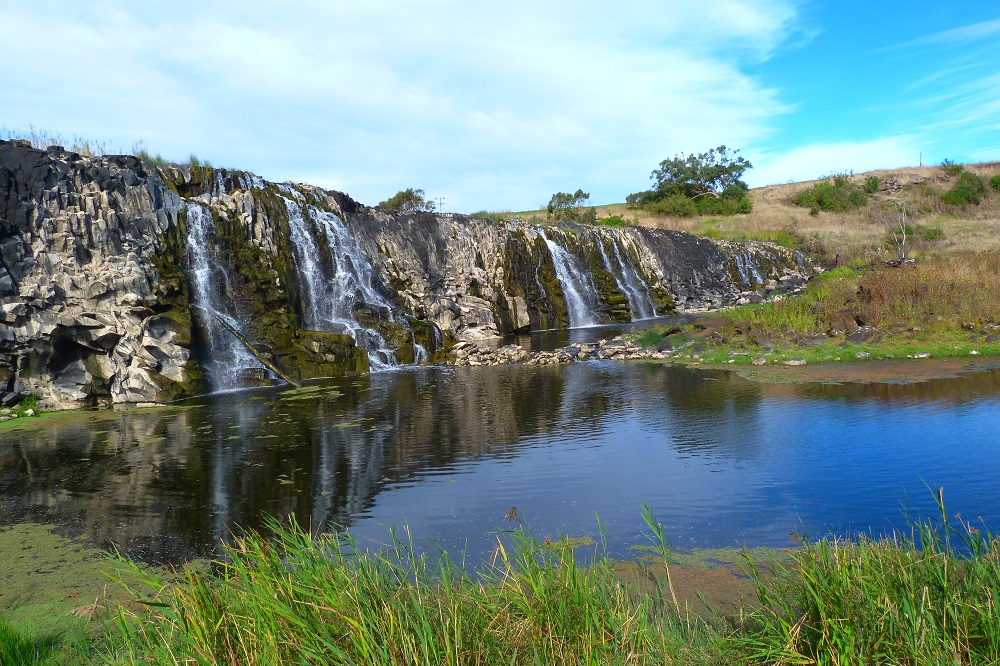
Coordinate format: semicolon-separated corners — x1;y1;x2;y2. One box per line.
4;499;999;665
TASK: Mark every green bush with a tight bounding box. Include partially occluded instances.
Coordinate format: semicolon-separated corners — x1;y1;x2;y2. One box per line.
635;328;663;348
919;225;944;241
597;214;628;227
941;158;964;175
941;171;988;206
989;174;1000;193
794;179;868;212
646;194;697;217
696;195;752;215
863;174;881;193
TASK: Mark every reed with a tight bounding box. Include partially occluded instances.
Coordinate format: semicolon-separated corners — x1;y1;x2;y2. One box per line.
104;511;716;665
734;490;1000;665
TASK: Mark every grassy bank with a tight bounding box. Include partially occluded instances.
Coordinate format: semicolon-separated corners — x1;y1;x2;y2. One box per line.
6;499;1000;665
634;250;1000;367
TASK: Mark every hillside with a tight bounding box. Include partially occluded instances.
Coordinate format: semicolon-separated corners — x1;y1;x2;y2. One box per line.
513;162;1000;267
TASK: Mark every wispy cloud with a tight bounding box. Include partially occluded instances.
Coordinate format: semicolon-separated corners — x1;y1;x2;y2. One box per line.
0;0;803;209
748;137;919;187
882;17;1000;51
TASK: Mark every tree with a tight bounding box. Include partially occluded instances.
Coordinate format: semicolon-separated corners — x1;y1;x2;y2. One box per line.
649;145;751;198
627;146;753;216
546;189;597;223
378;188;436;213
877;203;911;266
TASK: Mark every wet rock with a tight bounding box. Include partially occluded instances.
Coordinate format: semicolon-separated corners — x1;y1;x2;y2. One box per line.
0;139;816;409
752;357;767;366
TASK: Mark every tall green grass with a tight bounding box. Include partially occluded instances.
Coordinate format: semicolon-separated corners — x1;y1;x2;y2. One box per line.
0;618;58;666
105;512;714;665
735;490;1000;665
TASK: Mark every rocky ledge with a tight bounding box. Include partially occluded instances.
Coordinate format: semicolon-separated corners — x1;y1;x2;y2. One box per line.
442;336;669;368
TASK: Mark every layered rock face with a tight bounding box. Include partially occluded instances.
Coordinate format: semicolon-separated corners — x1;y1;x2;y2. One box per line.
0;140;814;410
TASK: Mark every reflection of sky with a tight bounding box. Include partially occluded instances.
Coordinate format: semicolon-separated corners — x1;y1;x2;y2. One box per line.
351;364;1000;561
3;362;1000;564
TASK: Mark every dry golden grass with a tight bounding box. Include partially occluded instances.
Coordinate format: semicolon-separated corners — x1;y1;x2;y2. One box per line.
513;162;1000;267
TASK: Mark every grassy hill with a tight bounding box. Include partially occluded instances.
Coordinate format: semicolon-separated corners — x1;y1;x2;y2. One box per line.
510;161;1000;267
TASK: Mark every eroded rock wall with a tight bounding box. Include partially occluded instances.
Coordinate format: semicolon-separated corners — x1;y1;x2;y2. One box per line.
0;140;814;410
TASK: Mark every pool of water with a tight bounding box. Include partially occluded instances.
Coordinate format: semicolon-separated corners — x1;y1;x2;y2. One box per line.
2;357;999;564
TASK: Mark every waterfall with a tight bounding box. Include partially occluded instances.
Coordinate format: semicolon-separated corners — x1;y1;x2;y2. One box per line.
731;251;765;288
539;230;600;329
282;196;400;369
184;202;266;391
598;236;657;320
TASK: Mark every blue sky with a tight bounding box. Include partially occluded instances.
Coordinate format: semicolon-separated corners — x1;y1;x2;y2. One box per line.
1;1;998;211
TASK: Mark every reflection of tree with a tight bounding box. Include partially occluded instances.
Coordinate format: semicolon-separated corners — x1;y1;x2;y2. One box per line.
7;365;996;564
0;366;580;562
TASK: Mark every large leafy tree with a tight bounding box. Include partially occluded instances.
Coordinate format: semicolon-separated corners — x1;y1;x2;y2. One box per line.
628;146;752;209
378;188;436;213
546;189;597;223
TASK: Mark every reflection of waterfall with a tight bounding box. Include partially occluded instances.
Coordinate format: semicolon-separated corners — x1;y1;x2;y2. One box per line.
282;195;399;369
184;202;265;391
598;237;657;320
539;230;600;328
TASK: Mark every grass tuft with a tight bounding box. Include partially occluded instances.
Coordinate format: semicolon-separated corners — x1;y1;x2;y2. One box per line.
734;490;1000;664
105;514;716;665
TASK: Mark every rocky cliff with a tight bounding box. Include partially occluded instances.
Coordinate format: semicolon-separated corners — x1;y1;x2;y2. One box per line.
0;140;814;410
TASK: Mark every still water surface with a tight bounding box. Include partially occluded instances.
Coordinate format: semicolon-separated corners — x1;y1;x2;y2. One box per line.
2;353;1000;564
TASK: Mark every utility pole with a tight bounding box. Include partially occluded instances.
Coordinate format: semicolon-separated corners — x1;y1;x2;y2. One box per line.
919;152;922;167
436;196;445;212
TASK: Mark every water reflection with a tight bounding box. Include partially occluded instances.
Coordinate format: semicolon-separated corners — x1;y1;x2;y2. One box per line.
1;362;999;564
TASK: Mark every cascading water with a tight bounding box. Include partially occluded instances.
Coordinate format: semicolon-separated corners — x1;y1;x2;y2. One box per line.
184;202;266;391
598;237;657;320
282;195;400;369
539;230;600;328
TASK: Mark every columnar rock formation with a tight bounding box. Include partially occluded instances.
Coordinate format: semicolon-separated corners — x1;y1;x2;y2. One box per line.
0;140;814;409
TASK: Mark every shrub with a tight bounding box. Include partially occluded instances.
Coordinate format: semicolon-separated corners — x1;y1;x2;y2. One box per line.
941;158;964;175
863;174;881;193
940;171;988;206
635;328;663;348
794;179;868;212
696;195;752;215
646;194;697;217
989;174;1000;193
919;225;944;241
597;214;628;227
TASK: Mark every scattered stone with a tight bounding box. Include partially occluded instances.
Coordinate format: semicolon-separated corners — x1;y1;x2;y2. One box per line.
913;352;931;359
23;408;35;417
784;358;807;366
970;350;980;355
855;351;871;360
752;357;767;366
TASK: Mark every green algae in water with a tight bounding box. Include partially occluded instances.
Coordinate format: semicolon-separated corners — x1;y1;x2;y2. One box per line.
276;385;344;403
0;523;154;661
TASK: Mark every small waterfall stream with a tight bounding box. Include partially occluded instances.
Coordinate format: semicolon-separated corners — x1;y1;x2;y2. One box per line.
184;202;266;391
539;230;600;328
599;237;657;320
282;195;400;369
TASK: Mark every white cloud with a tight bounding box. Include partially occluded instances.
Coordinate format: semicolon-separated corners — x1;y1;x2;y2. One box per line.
0;1;804;209
747;137;920;187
